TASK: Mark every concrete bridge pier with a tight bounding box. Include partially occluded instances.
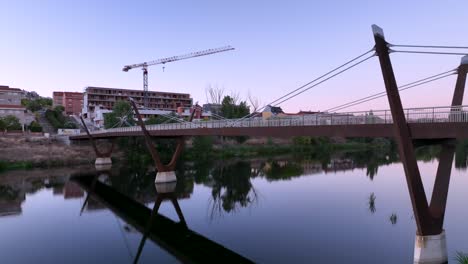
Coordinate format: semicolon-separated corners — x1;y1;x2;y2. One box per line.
95;162;112;172
155;171;177;183
95;156;112;166
413;231;447;264
155;181;177;193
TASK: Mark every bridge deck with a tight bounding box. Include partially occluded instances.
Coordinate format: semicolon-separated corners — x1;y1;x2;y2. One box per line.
70;122;468;140
70;106;468;140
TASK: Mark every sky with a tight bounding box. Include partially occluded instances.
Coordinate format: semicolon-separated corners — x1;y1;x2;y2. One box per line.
1;0;467;113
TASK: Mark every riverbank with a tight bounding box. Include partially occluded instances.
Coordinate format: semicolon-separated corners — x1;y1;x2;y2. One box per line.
183;136;391;160
0;137;123;172
0;136;393;172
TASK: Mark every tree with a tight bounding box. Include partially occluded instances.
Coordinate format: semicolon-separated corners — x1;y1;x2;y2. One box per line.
205;84;225;104
247;92;262;113
21;97;53;112
1;115;22;131
191;136;214;159
28;121;43;132
145;113;178;125
221;96;250;119
104;101;135;129
45;106;77;129
54;105;65;113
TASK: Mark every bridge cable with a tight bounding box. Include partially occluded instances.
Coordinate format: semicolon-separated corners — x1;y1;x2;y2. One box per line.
326;71;456;112
274;53;376;107
268;48;375;106
390;50;468;56
229;48;376;125
324;69;457;112
389;44;468;49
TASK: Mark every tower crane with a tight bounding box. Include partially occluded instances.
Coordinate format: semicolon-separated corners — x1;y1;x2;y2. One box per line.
123;46;235;108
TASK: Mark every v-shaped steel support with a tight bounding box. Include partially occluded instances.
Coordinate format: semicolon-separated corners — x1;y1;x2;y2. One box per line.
129;99;185;172
133;190;187;264
373;25;468;235
80;116;115;158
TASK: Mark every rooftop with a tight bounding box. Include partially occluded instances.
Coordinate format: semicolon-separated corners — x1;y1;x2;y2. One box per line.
0;86;22;92
85;86;190;96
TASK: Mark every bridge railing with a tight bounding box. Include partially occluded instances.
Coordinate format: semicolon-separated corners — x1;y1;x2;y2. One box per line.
81;105;468;136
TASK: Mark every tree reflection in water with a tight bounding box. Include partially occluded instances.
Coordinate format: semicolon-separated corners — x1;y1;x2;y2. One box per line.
208;161;258;218
389;213;398;225
368;193;376;214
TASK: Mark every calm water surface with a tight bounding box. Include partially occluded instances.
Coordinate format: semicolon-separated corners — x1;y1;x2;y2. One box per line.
0;156;467;263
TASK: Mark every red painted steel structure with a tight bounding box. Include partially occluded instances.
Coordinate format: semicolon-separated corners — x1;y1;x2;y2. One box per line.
80;116;114;158
70;122;468;140
73;25;468;237
372;25;467;236
129;98;184;173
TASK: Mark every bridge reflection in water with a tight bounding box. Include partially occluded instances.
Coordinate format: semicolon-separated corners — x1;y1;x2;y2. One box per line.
0;150;466;262
73;173;254;264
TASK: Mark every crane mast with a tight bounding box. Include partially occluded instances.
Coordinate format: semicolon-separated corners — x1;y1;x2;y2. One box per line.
123;46;235;108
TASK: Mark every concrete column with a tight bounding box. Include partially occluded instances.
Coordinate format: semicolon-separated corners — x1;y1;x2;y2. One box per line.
95;157;112;166
155;171;177;183
413;230;448;264
155;181;177;194
95;164;112;173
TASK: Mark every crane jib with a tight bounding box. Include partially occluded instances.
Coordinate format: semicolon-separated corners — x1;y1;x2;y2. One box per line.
123;45;234;71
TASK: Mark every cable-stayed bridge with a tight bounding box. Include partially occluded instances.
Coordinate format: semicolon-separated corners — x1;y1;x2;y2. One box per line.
70;104;468;140
70;25;468;263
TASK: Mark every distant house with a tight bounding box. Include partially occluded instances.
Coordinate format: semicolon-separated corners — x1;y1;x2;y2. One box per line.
262;105;285;119
53;91;83;115
202;103;222;116
0;86;34;129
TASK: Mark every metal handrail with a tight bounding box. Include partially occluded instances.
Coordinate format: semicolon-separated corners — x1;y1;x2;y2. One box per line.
79;105;468;136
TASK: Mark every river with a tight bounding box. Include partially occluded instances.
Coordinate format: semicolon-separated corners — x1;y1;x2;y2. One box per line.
0;151;467;263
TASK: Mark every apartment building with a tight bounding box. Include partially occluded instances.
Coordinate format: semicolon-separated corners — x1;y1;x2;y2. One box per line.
53;92;83;115
0;86;34;128
82;86;192;120
0;86;23;106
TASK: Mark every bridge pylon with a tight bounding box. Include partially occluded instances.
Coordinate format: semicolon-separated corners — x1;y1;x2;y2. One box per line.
373;25;468;263
80;116;115;167
129;98;184;183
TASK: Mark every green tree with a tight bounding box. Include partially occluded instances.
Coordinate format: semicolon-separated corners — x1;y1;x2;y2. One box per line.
28;121;43;132
221;96;250;119
1;115;22;131
0;118;5;130
45;106;77;129
144;113;178;125
104;101;135;129
191;136;214;159
54;105;65;113
220;96;250;143
21;97;53;112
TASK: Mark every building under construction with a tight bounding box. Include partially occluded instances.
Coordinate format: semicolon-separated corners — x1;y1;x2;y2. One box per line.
81;86;192;121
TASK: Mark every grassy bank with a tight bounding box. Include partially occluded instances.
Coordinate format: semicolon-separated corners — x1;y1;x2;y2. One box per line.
0;161;34;172
0;159;94;173
184;141;376;160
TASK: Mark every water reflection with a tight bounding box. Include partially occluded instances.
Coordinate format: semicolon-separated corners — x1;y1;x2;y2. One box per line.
73;174;254;263
389;213;398;225
368;193;376;214
0;144;467;263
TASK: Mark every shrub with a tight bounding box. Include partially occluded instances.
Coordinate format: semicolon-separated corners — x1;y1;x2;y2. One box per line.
45;108;76;129
1;115;22;131
29;121;43;132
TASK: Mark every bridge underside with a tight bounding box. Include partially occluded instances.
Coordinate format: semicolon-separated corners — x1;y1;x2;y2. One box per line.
70;122;468;140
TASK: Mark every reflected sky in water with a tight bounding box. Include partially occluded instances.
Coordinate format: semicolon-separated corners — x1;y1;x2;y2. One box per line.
0;158;467;263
